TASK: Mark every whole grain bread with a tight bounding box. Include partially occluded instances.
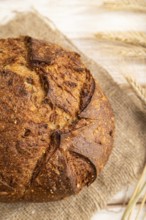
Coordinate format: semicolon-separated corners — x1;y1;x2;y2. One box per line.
0;36;114;202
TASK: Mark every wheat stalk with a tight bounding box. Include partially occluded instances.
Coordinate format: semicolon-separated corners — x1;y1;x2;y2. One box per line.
121;166;146;220
123;77;146;218
95;32;146;48
102;0;146;13
135;192;146;220
122;76;146;219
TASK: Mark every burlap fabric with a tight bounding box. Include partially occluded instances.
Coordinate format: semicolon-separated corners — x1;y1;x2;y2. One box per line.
0;12;145;220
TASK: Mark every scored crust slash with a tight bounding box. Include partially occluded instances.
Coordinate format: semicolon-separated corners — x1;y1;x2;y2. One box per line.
0;36;114;202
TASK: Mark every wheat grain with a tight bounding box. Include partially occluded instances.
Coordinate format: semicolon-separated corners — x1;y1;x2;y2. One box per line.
103;0;146;13
95;32;146;48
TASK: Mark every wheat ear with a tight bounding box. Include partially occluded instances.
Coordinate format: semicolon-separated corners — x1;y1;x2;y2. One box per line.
125;75;146;105
95;32;146;48
99;44;146;59
102;0;146;13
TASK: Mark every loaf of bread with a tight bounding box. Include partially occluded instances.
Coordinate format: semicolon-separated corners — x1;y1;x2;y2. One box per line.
0;36;114;202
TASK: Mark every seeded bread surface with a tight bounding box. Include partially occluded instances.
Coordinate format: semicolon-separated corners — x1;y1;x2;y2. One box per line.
0;37;114;202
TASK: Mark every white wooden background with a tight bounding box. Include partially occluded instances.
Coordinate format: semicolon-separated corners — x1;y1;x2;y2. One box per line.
0;0;145;219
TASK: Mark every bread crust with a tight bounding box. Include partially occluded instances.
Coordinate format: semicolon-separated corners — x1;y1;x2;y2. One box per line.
0;37;114;202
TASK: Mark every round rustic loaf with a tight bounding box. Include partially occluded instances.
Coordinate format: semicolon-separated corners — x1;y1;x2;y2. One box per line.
0;36;114;202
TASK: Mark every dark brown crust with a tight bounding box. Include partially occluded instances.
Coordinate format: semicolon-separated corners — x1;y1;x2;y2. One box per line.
25;36;62;66
80;69;95;112
0;36;114;202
